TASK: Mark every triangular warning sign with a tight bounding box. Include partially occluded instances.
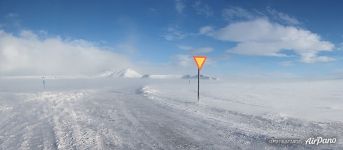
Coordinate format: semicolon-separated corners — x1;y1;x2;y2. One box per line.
193;56;207;70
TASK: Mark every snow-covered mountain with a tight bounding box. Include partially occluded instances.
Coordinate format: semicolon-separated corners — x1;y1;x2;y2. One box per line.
97;68;142;78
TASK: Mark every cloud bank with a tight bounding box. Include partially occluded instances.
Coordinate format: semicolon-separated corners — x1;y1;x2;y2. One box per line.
0;30;131;76
200;18;335;63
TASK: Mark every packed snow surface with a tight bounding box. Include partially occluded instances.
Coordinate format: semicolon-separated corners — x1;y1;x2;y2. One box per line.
0;78;342;149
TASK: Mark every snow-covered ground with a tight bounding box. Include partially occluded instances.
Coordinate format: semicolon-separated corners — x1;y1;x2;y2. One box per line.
0;78;342;149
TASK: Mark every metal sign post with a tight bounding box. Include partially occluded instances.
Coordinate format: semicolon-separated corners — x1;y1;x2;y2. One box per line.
197;68;200;101
193;56;207;102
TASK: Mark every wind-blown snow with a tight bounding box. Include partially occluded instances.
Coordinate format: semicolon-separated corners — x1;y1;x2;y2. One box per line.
0;78;342;149
141;74;218;80
142;74;183;79
182;74;218;80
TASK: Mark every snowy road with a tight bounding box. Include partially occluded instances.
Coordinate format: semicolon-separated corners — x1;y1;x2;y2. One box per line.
0;79;342;149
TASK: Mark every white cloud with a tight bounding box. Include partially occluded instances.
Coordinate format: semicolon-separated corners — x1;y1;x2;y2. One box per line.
300;52;335;63
200;18;335;63
199;26;214;35
336;42;343;50
178;45;213;54
222;7;255;21
163;26;188;41
0;30;132;75
192;1;213;17
115;42;137;54
279;61;294;67
175;54;192;67
267;8;300;25
175;0;185;14
222;7;301;25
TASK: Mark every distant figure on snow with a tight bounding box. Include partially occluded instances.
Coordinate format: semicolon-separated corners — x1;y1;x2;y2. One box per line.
42;77;46;89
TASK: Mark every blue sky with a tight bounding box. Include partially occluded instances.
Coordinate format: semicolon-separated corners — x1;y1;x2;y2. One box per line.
1;0;343;78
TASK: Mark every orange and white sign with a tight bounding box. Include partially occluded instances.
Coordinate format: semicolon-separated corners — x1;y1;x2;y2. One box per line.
193;56;207;70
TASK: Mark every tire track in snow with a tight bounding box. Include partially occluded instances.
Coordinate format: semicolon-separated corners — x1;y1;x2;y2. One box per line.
78;90;161;149
45;90;105;150
0;90;102;149
115;97;166;149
